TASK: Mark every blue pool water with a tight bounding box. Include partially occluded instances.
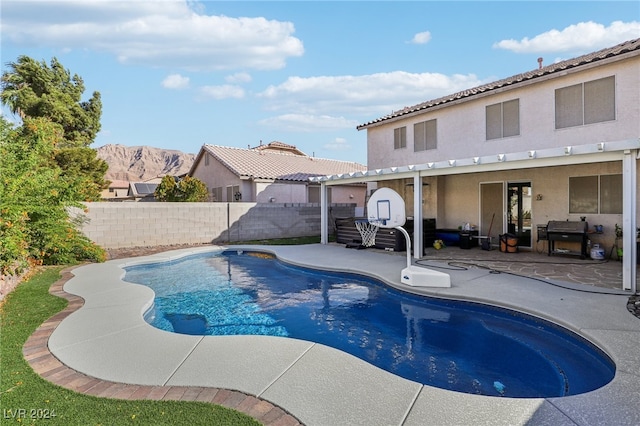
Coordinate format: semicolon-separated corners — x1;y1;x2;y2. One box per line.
124;250;615;398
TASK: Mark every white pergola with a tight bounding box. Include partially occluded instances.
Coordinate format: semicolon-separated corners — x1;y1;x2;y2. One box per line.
312;139;639;292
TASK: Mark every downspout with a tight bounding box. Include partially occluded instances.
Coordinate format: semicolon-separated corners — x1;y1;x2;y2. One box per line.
622;149;637;292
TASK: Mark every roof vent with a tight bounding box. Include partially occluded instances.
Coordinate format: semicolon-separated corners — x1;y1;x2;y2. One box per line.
537;57;543;69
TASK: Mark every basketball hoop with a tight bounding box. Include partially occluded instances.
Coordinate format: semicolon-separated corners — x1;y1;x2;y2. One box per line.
355;219;380;247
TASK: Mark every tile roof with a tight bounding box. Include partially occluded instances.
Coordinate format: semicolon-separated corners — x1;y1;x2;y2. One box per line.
107;179;130;188
358;38;640;129
202;144;367;182
251;141;307;156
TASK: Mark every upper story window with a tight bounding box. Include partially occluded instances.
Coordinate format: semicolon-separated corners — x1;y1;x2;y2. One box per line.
414;119;437;152
555;76;615;129
204;153;210;166
486;99;519;140
394;126;406;149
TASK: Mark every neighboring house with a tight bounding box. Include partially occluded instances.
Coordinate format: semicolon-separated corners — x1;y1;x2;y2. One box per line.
314;38;640;291
127;177;162;201
101;179;130;200
189;141;367;206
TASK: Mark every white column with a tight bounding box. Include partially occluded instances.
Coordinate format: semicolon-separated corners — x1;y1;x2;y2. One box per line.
320;182;328;245
413;174;423;259
622;150;637;292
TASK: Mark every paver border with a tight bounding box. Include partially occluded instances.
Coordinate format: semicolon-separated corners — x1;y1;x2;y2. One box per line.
22;266;303;426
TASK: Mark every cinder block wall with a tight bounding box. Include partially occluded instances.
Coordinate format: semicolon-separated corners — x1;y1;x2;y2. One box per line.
73;202;356;249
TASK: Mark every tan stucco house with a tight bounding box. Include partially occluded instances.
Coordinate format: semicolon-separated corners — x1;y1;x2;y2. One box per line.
315;38;640;291
100;179;130;200
189;141;367;206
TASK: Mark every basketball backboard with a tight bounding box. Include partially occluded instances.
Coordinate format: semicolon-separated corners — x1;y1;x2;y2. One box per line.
367;188;406;228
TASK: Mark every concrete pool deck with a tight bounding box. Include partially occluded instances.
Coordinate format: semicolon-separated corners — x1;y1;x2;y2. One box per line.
30;244;640;425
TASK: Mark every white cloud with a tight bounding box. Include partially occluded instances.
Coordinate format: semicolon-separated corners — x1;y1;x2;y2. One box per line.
324;137;351;151
199;84;245;100
258;114;358;132
225;72;252;84
1;0;304;71
409;31;432;44
162;74;190;89
258;71;485;116
493;20;640;53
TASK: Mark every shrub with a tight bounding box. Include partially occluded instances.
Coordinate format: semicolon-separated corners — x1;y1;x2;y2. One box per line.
0;117;106;273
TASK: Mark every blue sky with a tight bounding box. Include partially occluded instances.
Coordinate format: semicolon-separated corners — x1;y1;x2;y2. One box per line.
1;1;639;165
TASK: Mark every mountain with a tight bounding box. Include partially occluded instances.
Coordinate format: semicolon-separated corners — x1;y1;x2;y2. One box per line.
96;144;196;182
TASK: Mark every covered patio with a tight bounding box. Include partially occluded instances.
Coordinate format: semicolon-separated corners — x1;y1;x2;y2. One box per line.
313;139;639;293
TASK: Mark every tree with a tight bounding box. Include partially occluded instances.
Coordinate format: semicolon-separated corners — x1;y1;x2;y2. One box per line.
0;116;105;274
55;147;109;202
155;175;208;202
1;56;102;147
1;55;108;200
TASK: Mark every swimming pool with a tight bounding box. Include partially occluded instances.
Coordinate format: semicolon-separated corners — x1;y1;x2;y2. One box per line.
124;250;615;398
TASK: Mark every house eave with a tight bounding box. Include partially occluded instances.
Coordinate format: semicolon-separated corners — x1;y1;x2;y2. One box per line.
309;139;640;185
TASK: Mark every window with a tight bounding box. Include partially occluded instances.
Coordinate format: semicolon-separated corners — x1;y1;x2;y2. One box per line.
600;174;623;214
212;187;222;202
394;126;406;149
555;76;615;129
226;185;240;202
569;174;622;214
204;153;210;166
413;119;437;152
486;99;520;140
308;186;331;204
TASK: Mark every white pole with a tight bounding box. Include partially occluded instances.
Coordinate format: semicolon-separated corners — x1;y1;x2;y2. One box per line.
413;173;423;260
622;150;637;292
320;182;328;245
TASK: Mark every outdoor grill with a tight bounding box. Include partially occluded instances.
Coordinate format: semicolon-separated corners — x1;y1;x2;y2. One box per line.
546;220;589;259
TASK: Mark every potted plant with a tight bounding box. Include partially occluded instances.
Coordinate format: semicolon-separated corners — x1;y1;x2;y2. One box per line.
613;225;640;263
615;224;623;260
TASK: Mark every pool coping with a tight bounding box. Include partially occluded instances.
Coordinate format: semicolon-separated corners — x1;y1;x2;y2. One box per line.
23;266;303;426
37;244;640;425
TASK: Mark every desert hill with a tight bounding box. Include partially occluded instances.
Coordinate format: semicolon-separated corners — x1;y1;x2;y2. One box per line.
96;144;196;182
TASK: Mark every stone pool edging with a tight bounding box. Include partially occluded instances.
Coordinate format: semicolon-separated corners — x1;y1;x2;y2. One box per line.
22;266;303;426
29;245;640;426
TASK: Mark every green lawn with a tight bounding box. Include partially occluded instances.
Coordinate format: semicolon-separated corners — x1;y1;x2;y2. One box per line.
0;267;260;425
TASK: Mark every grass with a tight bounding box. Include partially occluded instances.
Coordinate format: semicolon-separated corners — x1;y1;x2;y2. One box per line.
0;267;260;425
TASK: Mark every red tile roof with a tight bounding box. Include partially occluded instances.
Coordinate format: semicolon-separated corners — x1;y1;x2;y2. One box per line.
202;145;367;182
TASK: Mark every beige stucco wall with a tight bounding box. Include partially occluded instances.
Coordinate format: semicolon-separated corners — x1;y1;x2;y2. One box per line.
190;153;240;201
366;56;640;169
359;54;639;258
191;152;366;205
254;182;307;203
378;160;637;255
329;185;366;206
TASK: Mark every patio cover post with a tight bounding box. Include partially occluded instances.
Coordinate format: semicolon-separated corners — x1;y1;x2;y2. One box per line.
413;173;423;260
622;150;637;292
320;182;328;245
